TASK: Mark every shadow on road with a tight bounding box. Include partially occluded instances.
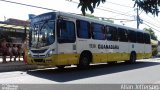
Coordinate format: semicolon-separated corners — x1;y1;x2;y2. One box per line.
27;61;160;82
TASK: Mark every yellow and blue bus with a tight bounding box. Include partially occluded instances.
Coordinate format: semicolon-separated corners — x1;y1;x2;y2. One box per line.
26;11;152;68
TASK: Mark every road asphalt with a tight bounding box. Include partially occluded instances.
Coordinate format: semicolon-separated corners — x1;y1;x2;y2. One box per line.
0;57;159;72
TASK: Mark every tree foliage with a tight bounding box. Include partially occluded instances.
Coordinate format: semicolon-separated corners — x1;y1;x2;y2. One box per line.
152;44;158;56
143;28;157;40
78;0;106;15
78;0;160;16
144;28;158;56
134;0;160;16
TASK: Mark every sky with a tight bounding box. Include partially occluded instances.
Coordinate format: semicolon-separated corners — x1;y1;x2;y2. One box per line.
0;0;160;40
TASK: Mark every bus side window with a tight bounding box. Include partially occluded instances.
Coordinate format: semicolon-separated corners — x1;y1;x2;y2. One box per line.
107;26;118;41
136;32;144;43
91;23;105;40
106;26;112;40
141;33;144;43
76;20;90;39
144;33;151;44
57;19;76;43
147;34;151;44
128;30;136;43
118;28;128;42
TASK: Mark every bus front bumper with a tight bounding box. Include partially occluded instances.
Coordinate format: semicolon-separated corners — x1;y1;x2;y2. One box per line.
26;55;57;66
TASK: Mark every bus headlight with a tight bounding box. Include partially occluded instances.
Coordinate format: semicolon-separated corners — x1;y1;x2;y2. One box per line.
47;50;53;57
28;51;31;56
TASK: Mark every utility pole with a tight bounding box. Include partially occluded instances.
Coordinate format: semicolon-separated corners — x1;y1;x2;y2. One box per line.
137;7;139;29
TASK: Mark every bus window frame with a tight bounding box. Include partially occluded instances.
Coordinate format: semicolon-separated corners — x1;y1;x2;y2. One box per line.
76;20;91;39
128;30;137;43
117;28;128;42
106;25;118;41
91;22;106;40
57;19;76;43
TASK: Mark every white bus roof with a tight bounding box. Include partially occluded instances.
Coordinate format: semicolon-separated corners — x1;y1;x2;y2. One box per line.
35;11;149;34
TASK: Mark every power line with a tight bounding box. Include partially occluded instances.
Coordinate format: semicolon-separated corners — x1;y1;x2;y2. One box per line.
1;0;135;18
143;23;160;33
0;0;56;11
140;17;160;32
67;0;138;26
145;14;160;25
138;10;143;15
143;19;160;29
143;20;160;29
1;0;136;25
69;0;160;34
109;9;135;18
97;16;135;21
67;0;137;25
97;7;134;17
105;1;133;8
69;0;133;8
139;12;160;28
143;20;160;33
66;0;135;17
98;6;134;16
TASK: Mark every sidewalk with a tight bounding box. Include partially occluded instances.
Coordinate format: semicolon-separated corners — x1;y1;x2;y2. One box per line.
0;57;39;72
0;61;40;72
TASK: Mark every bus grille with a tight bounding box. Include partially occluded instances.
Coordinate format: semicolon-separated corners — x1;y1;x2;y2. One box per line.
33;55;45;57
34;59;44;62
31;49;47;53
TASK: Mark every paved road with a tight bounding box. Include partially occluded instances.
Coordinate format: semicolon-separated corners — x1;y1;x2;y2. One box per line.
0;58;160;84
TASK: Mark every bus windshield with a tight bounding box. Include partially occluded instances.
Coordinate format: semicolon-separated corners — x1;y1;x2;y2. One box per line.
31;20;55;48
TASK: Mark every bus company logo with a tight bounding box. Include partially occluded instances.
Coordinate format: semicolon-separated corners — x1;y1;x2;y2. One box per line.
98;44;119;49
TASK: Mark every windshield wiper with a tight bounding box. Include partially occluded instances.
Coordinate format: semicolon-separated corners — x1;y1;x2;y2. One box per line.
38;21;48;42
36;21;48;48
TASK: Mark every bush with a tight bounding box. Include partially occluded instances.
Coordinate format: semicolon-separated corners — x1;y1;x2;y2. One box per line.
152;45;158;56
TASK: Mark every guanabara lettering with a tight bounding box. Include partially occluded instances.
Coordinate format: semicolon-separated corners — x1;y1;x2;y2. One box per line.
98;44;119;49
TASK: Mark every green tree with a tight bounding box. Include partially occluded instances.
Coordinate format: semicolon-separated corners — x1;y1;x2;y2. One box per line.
134;0;160;16
144;28;158;56
78;0;106;15
143;28;157;40
78;0;160;16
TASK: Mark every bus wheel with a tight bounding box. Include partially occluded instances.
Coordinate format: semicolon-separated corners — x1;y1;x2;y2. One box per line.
130;53;136;63
57;65;65;69
107;61;117;65
78;53;90;68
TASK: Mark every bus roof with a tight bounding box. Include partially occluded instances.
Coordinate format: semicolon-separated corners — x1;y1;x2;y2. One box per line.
58;11;149;34
34;11;149;34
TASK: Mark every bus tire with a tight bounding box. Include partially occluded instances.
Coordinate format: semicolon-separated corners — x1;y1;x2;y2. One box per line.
107;61;117;65
130;52;136;63
78;53;90;68
57;65;65;69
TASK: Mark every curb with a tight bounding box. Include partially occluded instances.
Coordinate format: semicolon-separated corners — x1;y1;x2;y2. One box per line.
0;62;39;72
